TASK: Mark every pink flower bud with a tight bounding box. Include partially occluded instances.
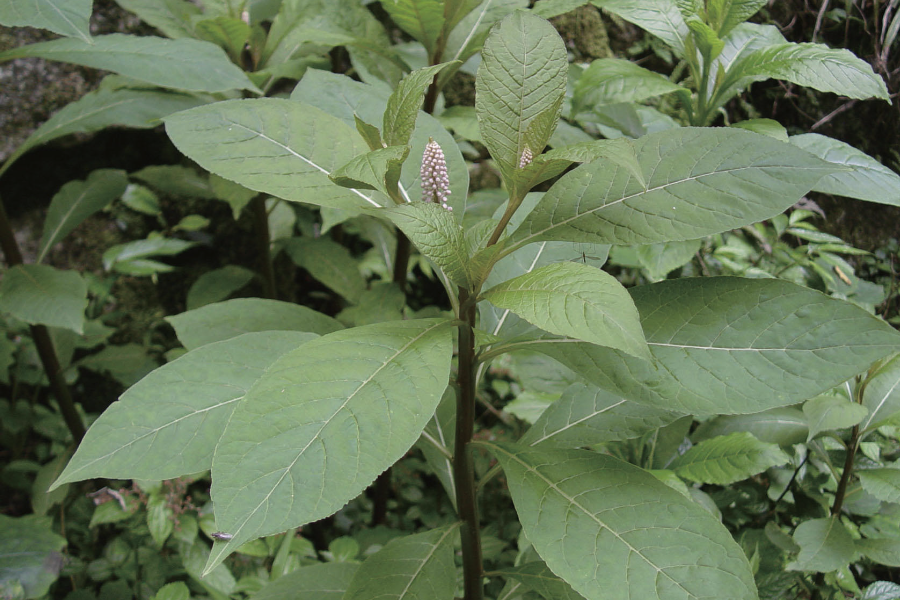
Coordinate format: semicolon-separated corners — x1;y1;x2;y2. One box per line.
420;138;452;211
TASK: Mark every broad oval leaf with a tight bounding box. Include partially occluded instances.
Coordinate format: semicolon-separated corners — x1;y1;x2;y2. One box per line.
114;0;201;39
790;133;900;207
166;298;342;350
482;262;649;360
0;264;86;334
165;98;379;211
484;442;757;600
523;277;900;415
861;354;900;433
0;34;259;94
253;562;359;600
343;524;460;600
206;319;454;572
590;0;689;56
186;266;256;310
380;0;445;55
856;538;900;568
507;127;835;251
858;468;900;504
706;0;767;38
692;408;808;447
0;0;92;42
802;394;869;441
475;11;567;181
282;237;367;304
572;58;686;114
788;517;855;573
51;332;317;488
670;432;789;485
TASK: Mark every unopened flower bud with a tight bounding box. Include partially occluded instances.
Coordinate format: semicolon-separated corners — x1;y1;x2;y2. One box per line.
420;138;452;211
518;145;533;169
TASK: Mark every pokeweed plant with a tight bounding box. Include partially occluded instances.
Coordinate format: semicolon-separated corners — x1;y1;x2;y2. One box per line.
44;8;900;600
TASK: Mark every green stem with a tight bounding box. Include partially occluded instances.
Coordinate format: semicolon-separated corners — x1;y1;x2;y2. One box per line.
455;288;484;600
0;196;85;443
831;377;869;516
250;196;277;300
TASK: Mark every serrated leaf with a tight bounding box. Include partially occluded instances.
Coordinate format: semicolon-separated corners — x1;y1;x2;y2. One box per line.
484;442;757;600
725;42;890;102
283;237;367;304
507;127;835;251
520;381;682;448
788;517;855;572
706;0;766;37
186;266;256;310
524;277;900;416
857;538;900;567
380;0;445;53
0;87;209;180
206;319;454;573
195;16;251;61
692;408;808;447
165;98;383;210
483;262;649;360
52;332;316;488
384;62;457;147
590;0;689;56
670;432;789;484
496;560;586;600
572;58;686;115
0;0;92;42
0;34;260;94
114;0;200;38
687;19;725;61
38;169;128;264
803;394;869;440
475;12;567;184
858;469;900;504
0;265;86;334
253;562;359;600
343;524;459;600
789;134;900;207
861;354;900;432
167;298;342;350
862;581;900;600
330;146;410;198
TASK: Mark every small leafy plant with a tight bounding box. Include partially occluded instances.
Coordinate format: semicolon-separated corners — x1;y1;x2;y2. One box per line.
3;0;900;599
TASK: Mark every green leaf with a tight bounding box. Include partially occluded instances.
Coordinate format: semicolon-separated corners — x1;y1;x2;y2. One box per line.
186;266;256;310
861;354;900;432
692;408;808;447
857;538;900;567
862;581;900;600
379;0;445;54
133;165;216;199
507;127;835;251
0;515;67;599
573;58;685;115
788;517;855;572
802;394;869;440
484;442;757;600
282;237;367;304
154;581;191;600
147;495;175;548
206;319;454;573
0;86;209;180
252;562;359;600
520;382;682;448
102;237;196;272
0;265;87;334
114;0;201;38
687;19;725;61
858;469;900;504
495;561;586;600
38;169;128;264
789;134;900;207
0;0;91;41
525;277;900;416
167;298;342;350
52;332;317;488
443;0;526;79
725;42;890;102
417;388;456;508
670;432;789;485
731;118;788;141
706;0;766;37
384;62;458;147
635;239;702;281
590;0;689;56
195;16;251;61
475;11;567;185
165;98;380;211
532;0;591;18
330;146;410;198
343;525;459;600
0;34;260;94
482;262;649;360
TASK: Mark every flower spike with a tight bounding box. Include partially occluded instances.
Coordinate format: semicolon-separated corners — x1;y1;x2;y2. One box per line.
420;138;452;211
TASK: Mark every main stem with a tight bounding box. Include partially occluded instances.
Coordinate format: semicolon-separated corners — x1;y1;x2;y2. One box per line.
250;196;277;300
455;289;484;600
831;377;868;516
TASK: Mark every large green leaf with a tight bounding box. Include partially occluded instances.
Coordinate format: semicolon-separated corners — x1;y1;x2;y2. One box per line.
206;319;454;573
524;277;900;416
443;0;526;77
706;0;767;37
692;408;808;447
572;58;686;114
0;86;209;180
670;432;789;485
114;0;201;38
789;134;900;207
380;0;445;54
0;0;92;42
475;11;567;183
0;265;87;334
590;0;689;56
384;62;457;147
0;515;67;599
495;561;586;600
856;539;900;568
52;332;315;488
38;169;128;264
417;389;456;508
506;127;835;252
166;298;342;350
165;98;380;211
484;443;757;600
0;34;260;94
802;394;869;440
482;262;649;360
343;525;459;600
858;469;900;504
861;354;900;433
282;237;367;304
724;42;890;102
788;517;855;572
519;382;682;448
253;562;359;600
